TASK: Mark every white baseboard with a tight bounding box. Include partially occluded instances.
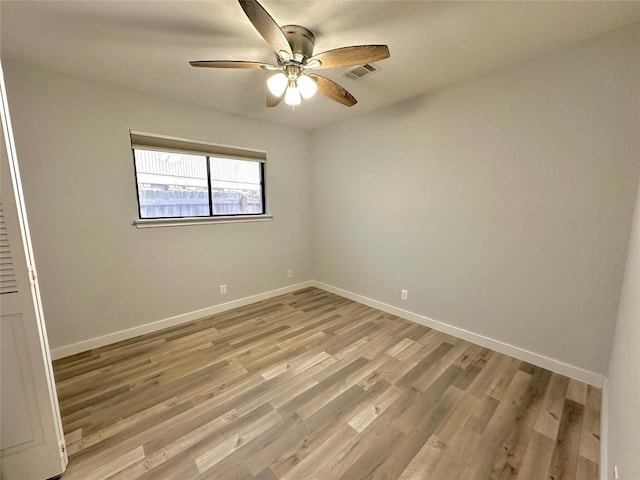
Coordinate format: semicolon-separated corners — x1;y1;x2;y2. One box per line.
51;279;605;389
50;281;314;360
600;377;609;479
313;281;604;387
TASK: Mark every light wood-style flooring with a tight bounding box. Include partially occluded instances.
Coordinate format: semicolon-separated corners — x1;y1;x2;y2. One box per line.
53;287;601;479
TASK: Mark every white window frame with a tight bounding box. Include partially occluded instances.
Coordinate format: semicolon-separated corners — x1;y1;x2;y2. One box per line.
130;131;272;228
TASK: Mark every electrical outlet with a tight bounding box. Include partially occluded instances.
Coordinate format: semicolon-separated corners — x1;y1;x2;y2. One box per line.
401;289;408;301
287;269;293;279
220;284;227;295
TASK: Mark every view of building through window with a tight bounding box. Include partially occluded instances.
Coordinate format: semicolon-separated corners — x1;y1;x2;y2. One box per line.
134;150;263;218
209;157;263;215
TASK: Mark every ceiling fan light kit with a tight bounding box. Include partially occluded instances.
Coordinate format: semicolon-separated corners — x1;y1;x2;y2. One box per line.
267;72;288;97
190;0;390;109
297;75;317;99
284;82;302;106
267;64;319;106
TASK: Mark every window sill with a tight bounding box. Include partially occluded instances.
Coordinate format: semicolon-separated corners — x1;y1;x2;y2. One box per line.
133;215;273;228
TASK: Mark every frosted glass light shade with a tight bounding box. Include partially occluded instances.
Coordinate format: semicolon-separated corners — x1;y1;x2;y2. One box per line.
267;73;288;96
284;85;301;106
298;75;317;99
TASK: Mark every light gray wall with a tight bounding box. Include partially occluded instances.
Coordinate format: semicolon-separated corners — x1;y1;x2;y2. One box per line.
311;25;640;375
4;62;312;350
4;26;639;377
607;168;640;478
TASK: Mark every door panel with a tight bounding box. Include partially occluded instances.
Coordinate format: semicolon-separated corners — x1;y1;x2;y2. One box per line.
0;61;67;479
1;313;45;451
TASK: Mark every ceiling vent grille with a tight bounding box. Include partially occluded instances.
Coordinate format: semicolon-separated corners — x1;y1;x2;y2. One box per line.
343;63;381;80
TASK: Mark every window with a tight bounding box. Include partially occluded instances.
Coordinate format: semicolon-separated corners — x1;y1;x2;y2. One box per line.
130;132;267;224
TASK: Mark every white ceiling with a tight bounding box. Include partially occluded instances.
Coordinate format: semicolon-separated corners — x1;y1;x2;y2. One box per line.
2;1;639;130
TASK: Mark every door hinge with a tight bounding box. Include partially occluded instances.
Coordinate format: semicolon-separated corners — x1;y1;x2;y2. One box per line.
58;439;66;459
28;267;37;285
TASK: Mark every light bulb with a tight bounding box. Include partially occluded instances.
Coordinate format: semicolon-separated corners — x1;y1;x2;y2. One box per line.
267;73;287;97
298;75;317;99
284;83;301;106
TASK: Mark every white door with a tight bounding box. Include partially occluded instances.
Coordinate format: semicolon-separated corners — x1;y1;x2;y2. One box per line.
0;62;67;479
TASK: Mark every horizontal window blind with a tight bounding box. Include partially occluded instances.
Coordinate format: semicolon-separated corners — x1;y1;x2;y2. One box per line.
130;131;267;162
0;201;18;295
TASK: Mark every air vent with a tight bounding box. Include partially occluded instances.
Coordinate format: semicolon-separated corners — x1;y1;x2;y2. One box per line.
343;63;381;80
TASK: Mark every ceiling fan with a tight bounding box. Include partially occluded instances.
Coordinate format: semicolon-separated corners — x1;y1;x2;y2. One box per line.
190;0;390;108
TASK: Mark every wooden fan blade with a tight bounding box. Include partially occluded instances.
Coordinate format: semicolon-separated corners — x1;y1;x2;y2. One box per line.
189;60;271;69
238;0;292;56
308;74;357;107
266;91;284;107
308;45;389;70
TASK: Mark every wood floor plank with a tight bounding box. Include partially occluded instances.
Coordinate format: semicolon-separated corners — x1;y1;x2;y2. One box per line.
566;379;588;405
53;287;600;480
576;456;599;480
547;399;585;480
144;409;240;467
369;381;462;479
194;409;282;474
334;423;406;480
248;380;387;476
397;433;446;479
579;404;601;464
348;384;403;433
62;446;145;480
492;367;552;479
516;431;556;480
534;373;570;440
434;424;483;479
279;424;360;480
270;381;388;478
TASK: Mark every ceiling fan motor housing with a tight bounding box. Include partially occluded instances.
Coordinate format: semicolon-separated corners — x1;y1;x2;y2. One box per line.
282;25;316;62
